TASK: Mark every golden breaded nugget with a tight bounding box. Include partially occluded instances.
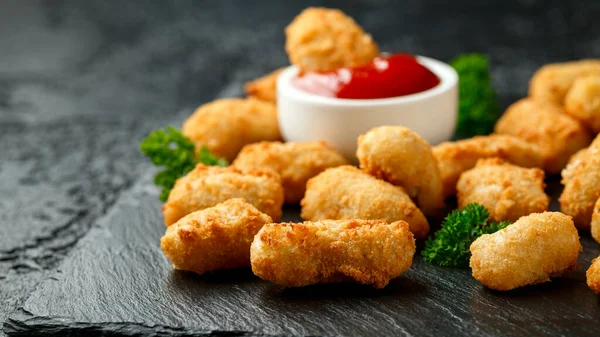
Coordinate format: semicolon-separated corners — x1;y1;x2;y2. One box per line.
591;197;600;244
250;219;415;288
591;133;600;150
233;141;348;203
357;126;444;217
161;199;272;275
588;257;600;293
300;166;429;238
566;148;590;168
162;164;284;226
182;98;281;161
285;7;379;72
529;59;600;105
568;133;600;168
244;68;283;103
559;147;600;229
470;212;581;291
494;98;592;174
457;158;549;222
433;135;544;198
564;75;600;133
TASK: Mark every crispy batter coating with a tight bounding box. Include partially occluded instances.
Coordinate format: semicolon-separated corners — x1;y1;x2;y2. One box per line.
161;199;272;275
529;59;600;105
244;68;283;103
591;133;600;150
300;165;429;238
587;257;600;293
233;141;348;203
285;7;379;72
162;164;284;226
559;144;600;229
564;75;600;133
592;197;600;244
433;135;544;198
182;98;281;161
494;98;592;174
250;219;415;288
470;212;581;291
357;126;444;217
457;158;549;222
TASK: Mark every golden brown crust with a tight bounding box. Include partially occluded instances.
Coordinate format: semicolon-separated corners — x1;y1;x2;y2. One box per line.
457;158;549;222
591;133;600;150
559;145;600;230
494;98;592;174
529;59;600;105
244;68;283;103
182;98;281;161
470;212;582;291
162;164;284;226
587;257;600;293
250;219;415;288
433;135;544;198
564;75;600;133
300;165;429;238
233;141;348;203
357;126;445;217
592;197;600;244
161;199;273;274
285;7;379;72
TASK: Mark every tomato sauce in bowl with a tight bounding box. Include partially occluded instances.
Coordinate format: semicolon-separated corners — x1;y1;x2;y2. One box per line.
291;53;440;99
276;55;458;160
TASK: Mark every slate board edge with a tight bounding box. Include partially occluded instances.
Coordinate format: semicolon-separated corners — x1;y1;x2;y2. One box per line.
2;172;266;337
4;308;274;337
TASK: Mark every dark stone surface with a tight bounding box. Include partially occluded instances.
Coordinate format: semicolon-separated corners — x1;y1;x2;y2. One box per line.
4;176;600;337
1;0;600;336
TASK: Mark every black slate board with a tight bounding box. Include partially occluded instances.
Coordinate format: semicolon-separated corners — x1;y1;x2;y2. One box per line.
5;172;600;337
5;0;600;335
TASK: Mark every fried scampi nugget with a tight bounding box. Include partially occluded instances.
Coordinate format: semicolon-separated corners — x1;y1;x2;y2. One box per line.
162;164;284;226
300;166;429;238
591;197;600;244
529;59;600;105
233;141;348;203
250;219;415;288
593;133;600;148
182;98;281;162
433;135;544;198
494;98;592;174
244;68;283;103
457;158;549;222
470;212;581;291
588;257;600;293
357;126;444;217
161;199;272;275
592;133;600;150
564;75;600;133
285;7;379;72
559;146;600;229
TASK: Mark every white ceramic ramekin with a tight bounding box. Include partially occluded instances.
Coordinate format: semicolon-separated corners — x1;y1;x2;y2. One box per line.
276;56;458;160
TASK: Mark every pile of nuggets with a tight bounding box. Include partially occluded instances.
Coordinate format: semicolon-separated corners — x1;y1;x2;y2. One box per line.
160;7;600;293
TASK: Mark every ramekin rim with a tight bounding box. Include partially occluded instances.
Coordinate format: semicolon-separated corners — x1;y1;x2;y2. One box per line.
277;55;458;107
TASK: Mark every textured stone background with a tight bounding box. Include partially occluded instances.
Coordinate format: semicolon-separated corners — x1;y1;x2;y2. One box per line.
1;0;599;335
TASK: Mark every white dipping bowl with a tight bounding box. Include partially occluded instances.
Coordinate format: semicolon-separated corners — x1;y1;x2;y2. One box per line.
276;56;458;160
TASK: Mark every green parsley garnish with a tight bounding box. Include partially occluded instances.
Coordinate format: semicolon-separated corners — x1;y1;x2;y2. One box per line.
422;203;509;267
140;126;227;202
451;53;500;138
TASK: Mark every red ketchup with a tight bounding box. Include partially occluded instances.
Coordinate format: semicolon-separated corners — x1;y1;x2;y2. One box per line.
292;53;440;99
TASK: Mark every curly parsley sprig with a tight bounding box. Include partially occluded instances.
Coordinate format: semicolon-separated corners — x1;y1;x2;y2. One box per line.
422;203;509;267
451;53;500;138
140;126;227;202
